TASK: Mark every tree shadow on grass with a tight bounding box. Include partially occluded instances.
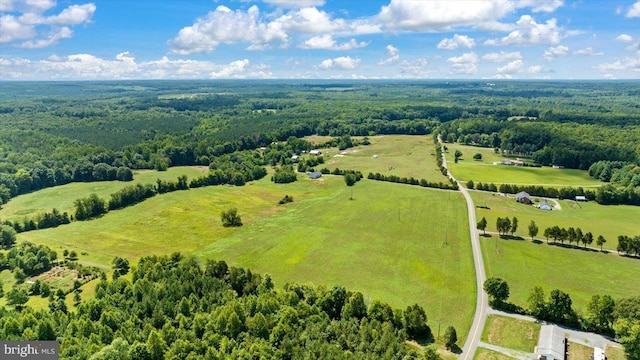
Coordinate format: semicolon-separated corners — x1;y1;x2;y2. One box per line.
499;235;525;241
449;344;462;354
532;239;543;244
480;234;492;238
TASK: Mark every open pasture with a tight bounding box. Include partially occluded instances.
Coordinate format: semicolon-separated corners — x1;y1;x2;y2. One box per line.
19;176;475;342
0;166;208;222
470;191;639;250
319;135;450;183
443;144;601;186
481;315;540;353
481;238;640;312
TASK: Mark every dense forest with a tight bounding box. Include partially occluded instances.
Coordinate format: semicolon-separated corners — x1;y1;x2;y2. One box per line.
0;253;442;359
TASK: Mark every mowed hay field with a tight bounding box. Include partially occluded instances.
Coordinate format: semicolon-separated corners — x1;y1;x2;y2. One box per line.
19;176;476;342
481;239;640;312
470;191;640;250
0;166;208;222
443;143;602;186
316;135;450;184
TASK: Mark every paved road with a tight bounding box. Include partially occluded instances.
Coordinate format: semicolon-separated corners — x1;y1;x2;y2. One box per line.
437;136;488;360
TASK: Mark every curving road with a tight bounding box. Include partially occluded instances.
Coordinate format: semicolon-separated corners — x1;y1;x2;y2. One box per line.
438;135;488;359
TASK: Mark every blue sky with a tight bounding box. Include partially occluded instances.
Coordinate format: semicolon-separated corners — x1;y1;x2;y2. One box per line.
1;0;639;80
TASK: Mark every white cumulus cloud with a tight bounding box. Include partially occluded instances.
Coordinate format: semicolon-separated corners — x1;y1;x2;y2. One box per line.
318;56;360;70
299;34;368;50
616;34;633;42
482;51;522;62
378;44;400;65
598;56;640;72
516;0;564;13
543;45;569;60
573;47;604;56
485;15;563;46
627;1;640;17
437;34;475;50
447;52;479;74
262;0;326;8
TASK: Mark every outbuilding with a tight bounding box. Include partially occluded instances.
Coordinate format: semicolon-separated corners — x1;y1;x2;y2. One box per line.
575;196;588;202
539;200;553;211
535;325;566;360
308;171;322;179
515;191;533;204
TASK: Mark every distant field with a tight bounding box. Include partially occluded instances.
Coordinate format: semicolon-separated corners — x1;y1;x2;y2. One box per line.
470;191;639;250
0;166;208;222
481;315;540;353
443;144;602;186
319;135;450;183
19;176;475;343
481;239;640;312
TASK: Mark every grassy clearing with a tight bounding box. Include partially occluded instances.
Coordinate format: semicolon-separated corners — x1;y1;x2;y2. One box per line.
318;135;450;183
0;269;15;308
481;315;541;352
19;176;475;342
471;191;640;250
481;237;640;312
473;348;517;360
605;345;626;360
568;342;593;360
0;166;208;222
442;144;601;186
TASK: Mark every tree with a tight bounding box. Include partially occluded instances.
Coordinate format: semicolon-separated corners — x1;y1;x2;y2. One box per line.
0;279;3;298
466;180;474;189
586;294;616;334
484;277;510;305
547;289;576;325
528;220;539;240
113;257;130;277
344;173;357;200
528;286;547;318
473;153;482;161
443;326;458;350
6;288;29;309
597;235;607;251
221;208;242;227
511;216;518;236
404;304;431;340
0;224;17;248
477;217;487;235
454;150;463;163
583;232;594;249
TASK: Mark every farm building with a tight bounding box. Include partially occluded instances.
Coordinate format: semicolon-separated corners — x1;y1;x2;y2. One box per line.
309;149;322;156
308;171;322;179
515;191;533;204
501;159;524;166
536;325;566;360
593;347;605;360
539;200;553;211
575;195;588;202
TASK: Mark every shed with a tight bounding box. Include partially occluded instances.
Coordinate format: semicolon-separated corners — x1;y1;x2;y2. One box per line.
539;200;553;211
515;191;533;204
308;171;322;179
575;196;587;202
309;149;322;156
536;325;566;360
593;347;605;360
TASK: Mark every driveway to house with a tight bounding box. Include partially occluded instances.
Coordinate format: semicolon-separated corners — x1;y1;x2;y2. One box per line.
438;135;488;360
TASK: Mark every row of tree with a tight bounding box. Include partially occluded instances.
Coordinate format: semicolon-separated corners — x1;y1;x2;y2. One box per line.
367;172;458;190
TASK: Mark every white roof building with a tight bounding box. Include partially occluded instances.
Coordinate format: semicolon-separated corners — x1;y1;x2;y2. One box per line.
536;325;566;360
593;347;605;360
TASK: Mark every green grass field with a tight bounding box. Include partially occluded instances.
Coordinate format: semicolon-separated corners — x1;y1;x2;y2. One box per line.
568;342;593;360
18;176;476;342
605;345;626;360
473;348;516;360
481;315;541;352
318;135;450;183
0;166;208;222
481;238;640;312
471;191;640;250
443;143;602;186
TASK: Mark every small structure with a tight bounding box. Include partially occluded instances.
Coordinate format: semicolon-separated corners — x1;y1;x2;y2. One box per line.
309;149;322;156
515;191;533;204
539;200;553;211
372;154;378;158
291;155;299;161
593;347;605;360
536;325;566;360
501;159;524;166
552;165;565;169
575;195;588;202
308;171;322;179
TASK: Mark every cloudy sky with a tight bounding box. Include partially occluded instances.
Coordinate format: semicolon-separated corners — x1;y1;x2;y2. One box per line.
1;0;639;80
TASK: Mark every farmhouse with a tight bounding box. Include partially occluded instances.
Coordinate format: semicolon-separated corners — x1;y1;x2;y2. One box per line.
539;200;553;211
575;195;588;202
515;191;533;204
536;325;566;360
309;149;322;156
308;171;322;179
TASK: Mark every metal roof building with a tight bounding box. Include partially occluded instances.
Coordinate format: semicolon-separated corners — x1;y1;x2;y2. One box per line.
536;325;566;360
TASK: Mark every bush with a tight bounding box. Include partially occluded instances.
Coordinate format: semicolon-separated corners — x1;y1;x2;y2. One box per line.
221;208;243;227
278;195;294;204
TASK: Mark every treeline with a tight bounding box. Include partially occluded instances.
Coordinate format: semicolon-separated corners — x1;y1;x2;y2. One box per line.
367;172;458;191
0;254;443;359
484;277;640;358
